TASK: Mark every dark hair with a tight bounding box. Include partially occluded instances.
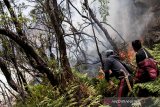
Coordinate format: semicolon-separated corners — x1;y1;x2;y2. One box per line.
132;40;142;51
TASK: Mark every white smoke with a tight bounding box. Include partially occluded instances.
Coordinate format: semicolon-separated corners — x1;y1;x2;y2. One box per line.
68;0;155;72
75;0;155;75
107;0;154;42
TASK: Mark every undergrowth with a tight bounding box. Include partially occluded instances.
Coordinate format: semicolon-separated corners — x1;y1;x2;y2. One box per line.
14;44;160;107
14;69;104;107
133;77;160;97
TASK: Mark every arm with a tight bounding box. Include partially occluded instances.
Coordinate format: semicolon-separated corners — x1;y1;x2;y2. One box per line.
103;59;112;82
99;66;105;75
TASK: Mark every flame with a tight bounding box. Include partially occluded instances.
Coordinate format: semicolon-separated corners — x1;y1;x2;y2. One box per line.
119;51;126;60
96;46;135;80
119;46;135;63
97;70;113;80
96;72;104;79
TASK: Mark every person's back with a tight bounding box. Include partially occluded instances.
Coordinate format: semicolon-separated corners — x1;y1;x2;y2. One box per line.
132;40;158;83
103;55;129;80
136;48;153;65
102;50;133;96
102;50;133;107
132;40;152;64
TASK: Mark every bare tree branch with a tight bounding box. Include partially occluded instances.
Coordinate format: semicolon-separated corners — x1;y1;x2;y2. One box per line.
0;28;58;87
83;0;119;52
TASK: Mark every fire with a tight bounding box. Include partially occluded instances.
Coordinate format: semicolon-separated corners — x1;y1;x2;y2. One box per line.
97;69;113;80
127;48;135;62
96;72;104;79
119;46;135;63
97;67;105;79
96;46;135;80
119;51;126;60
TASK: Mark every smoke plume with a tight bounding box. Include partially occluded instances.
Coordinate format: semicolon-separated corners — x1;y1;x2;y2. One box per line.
107;0;154;42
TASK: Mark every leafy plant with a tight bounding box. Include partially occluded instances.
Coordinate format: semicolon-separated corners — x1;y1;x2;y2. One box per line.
14;70;105;107
133;77;160;97
91;77;118;98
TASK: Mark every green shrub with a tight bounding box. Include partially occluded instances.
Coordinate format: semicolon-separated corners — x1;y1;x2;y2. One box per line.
133;77;160;97
91;77;118;97
14;75;104;107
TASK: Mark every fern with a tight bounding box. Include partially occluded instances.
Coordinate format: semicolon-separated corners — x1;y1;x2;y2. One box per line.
14;80;103;107
133;77;160;96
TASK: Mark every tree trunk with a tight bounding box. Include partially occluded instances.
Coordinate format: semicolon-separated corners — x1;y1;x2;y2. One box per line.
3;0;24;37
0;29;58;87
0;57;26;99
11;46;30;95
84;0;119;52
45;0;73;80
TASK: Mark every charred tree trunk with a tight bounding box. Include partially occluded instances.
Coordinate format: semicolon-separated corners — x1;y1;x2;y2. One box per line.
91;21;104;69
45;0;73;80
84;0;119;52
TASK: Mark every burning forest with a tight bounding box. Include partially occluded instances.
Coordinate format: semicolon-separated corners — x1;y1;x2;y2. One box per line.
0;0;159;107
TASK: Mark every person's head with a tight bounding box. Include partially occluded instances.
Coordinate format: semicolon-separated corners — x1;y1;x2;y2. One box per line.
105;50;115;57
132;40;142;52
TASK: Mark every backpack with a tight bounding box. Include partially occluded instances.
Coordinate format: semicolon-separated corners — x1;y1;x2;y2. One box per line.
136;49;158;81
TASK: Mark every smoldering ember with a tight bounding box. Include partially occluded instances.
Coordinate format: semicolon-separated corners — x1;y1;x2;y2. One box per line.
0;0;159;107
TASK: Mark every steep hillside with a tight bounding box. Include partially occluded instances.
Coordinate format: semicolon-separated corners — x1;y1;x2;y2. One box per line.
138;0;160;47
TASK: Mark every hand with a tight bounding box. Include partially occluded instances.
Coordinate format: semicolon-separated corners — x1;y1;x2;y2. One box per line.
109;70;112;74
109;80;114;86
99;66;104;74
